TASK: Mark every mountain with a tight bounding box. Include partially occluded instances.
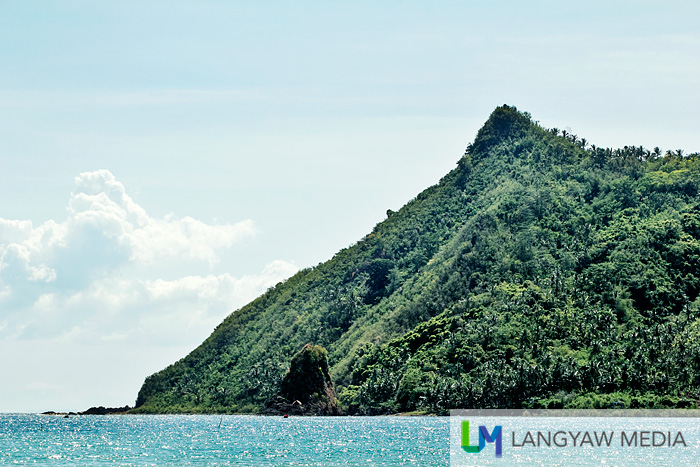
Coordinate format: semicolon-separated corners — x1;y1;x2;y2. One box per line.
133;105;700;413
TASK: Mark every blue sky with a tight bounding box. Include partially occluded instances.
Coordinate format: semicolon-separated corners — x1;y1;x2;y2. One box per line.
1;1;698;412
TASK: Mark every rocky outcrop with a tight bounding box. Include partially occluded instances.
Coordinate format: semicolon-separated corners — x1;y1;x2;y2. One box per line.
41;405;131;416
80;405;131;415
262;344;340;415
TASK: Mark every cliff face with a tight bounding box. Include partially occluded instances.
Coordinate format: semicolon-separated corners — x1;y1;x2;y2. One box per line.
134;106;700;414
263;344;339;416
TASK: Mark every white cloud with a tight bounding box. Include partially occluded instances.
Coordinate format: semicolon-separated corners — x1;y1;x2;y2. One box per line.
0;170;298;344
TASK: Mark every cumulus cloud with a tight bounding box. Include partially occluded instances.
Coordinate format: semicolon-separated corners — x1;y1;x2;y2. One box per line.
65;170;256;266
0;170;298;343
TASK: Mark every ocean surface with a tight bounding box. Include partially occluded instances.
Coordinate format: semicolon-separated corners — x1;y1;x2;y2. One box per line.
0;414;447;466
4;413;700;466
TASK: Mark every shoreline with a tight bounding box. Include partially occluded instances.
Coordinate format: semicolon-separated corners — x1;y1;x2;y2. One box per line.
36;409;443;417
41;405;132;416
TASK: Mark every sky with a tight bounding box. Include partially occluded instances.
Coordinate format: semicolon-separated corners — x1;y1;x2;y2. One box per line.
1;1;698;413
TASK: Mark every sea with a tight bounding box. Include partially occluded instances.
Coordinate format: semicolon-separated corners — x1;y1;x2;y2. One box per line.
3;413;700;466
0;414;447;466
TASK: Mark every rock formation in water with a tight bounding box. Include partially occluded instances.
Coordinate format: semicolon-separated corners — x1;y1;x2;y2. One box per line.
263;344;340;415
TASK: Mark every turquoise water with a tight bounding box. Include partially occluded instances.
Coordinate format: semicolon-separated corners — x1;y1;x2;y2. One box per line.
6;413;699;466
0;414;448;466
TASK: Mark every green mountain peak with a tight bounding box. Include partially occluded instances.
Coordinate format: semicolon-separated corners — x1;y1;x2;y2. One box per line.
133;107;700;414
470;104;533;156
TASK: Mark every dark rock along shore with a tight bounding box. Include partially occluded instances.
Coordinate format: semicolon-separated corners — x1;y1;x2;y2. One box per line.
262;344;340;416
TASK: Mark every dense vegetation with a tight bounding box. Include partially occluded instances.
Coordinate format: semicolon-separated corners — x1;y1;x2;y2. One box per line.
134;105;700;414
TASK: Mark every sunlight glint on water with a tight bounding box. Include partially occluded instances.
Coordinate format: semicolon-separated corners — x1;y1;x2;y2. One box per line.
0;414;447;466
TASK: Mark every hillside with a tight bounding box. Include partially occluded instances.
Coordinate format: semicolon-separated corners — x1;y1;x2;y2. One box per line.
134;105;700;413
